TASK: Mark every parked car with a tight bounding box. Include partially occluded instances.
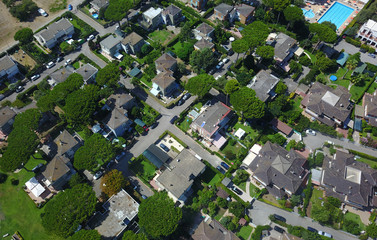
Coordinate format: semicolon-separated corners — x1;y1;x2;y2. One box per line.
273;214;286;222
223;45;230;51
38;8;48;17
150;122;159;129
216;166;225;174
170;115;178;124
31;74;40;81
46;61;55;69
106;160;115;169
221;162;230;170
160;143;170;152
115;152;126;161
369;53;376;58
208;68;216;75
87;34;95;41
274;226;285;233
15;86;24;93
305;129;316;136
93;171;103;180
222;58;229;64
183;93;191;100
143;125;149;132
56;57;63;62
307;227;318;233
318;231;332;238
32;163;44;173
68;4;73;10
65;59;71;66
216;61;224;70
177;99;185;106
232;186;242;195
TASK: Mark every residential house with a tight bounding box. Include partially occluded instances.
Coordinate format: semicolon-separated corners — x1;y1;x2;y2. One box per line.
100;34;123;57
76;63;98;84
301;82;353;127
88;189;139;238
143;144;170;169
121;32;145;55
54;130;80;159
357;19;377;47
103;107;133;137
214;3;234;21
105;92;136;111
336;52;350;67
162;4;183;26
90;0;109;12
213;3;254;24
270;118;293;137
0;106;16;139
194;38;214;51
235;4;255;24
190;100;233;149
249;141;309;198
273;33;298;72
151;70;178;97
247;70;280;102
155;53;177;74
140;7;163;30
41;155;75;190
194;23;214;40
321;150;377;209
50;67;73;86
35;18;74;49
362;89;377;127
0;56;19;81
155;150;206;204
192;219;240;240
190;0;207;11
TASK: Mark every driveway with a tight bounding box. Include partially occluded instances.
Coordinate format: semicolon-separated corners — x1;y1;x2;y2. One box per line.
213;50;244;79
334;40;377;65
249;200;358;240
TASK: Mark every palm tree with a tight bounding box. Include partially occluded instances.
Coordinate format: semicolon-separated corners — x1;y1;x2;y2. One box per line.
345;58;358;77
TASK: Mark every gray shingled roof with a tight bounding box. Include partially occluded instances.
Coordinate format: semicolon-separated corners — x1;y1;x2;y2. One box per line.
192;220;240;240
54;130;78;156
39;18;73;42
274;33;297;61
0;106;16;127
91;0;109;9
155;53;177;72
214;3;234;15
50;67;73;84
163;4;181;16
104;107;129;130
152;70;176;91
76;63;98;82
196;23;214;35
100;34;123;50
42;155;70;183
194;38;214;50
363;92;377;126
235;4;255;17
0;56;17;72
106;92;134;109
121;32;144;46
247;70;279;102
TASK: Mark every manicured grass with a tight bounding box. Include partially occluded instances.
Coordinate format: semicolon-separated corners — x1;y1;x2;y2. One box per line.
200;167;221;186
344;212;366;230
140;76;153;88
49;0;67;12
249;183;260;198
72;61;80;69
0;156;62;240
92;50;111;63
335;79;350;89
129;155;157;181
193;102;203;111
356;157;377;168
292;96;303;112
178;117;192;132
221;142;243;155
237;225;253;240
238;181;246;191
234;122;259;139
367;82;377;94
149;30;173;45
310;188;324;205
350;77;373;100
214;208;226;221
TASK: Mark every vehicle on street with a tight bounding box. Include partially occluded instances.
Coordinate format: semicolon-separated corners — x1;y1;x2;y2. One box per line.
56;57;63;62
87;34;95;41
115;152;126;161
216;166;225;174
183;93;191;100
222;58;229;64
143;125;149;132
160;143;170;152
31;74;40;81
216;61;224;70
93;171;103;180
38;8;48;17
369;53;376;58
209;68;216;75
307;227;317;233
68;4;73;10
150;122;158;129
32;163;44;173
15;86;24;93
65;59;71;66
305;129;316;136
46;61;55;69
221;162;230;170
106;160;115;169
177;99;184;106
232;186;242;195
170;115;178;124
326;140;334;145
318;231;332;238
274;226;284;233
223;45;230;51
273;214;286;222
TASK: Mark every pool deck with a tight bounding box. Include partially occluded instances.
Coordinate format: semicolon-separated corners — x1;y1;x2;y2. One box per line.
302;0;365;34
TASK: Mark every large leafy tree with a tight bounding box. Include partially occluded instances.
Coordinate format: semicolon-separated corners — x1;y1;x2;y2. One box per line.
96;63;120;87
14;27;33;45
367;223;377;239
309;23;337;44
283;6;303;28
122;231;148;240
242;21;270;50
231;39;249;61
225;79;240;94
41;184;96;238
69;230;102;240
139;192;182;238
74;133;116;171
230;87;265;119
9;0;38;21
185;74;215;98
179;21;194;42
189;48;217;73
104;0;133;24
255;45;274;60
100;169;128;197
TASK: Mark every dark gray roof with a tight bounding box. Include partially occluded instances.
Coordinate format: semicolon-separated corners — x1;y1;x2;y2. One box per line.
39;18;73;42
42;155;70;184
103;107;130;130
163;4;181;16
363;92;377;126
156;150;205;199
100;34;123;50
106;92;135;109
322;150;377;207
76;63;98;82
301;82;352;125
155;53;177;72
194;38;214;50
152;70;176;90
121;32;144;46
192;220;240;240
0;106;16;127
196;23;214;35
249;141;308;197
50;67;73;84
214;3;234;15
235;4;255;17
247;70;280;102
54;130;79;156
0;56;17;72
274;33;297;61
143;145;170;169
91;0;109;9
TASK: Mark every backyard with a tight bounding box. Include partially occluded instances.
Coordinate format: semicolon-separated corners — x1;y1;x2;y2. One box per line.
249;183;260;198
200;167;222;186
236;225;253;240
233;122;260;140
367;82;377;94
149;29;175;45
350;76;374;101
129;155;157;181
178;116;192;132
343;212;366;231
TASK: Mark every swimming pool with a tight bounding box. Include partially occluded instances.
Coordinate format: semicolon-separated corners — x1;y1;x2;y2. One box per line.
92;13;99;19
318;2;354;29
302;8;315;18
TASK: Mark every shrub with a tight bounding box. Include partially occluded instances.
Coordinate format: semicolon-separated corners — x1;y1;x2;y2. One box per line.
299;54;311;66
0;173;7;183
11;178;19;185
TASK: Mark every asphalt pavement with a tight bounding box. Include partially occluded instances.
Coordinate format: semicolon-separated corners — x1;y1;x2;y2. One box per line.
334;39;377;65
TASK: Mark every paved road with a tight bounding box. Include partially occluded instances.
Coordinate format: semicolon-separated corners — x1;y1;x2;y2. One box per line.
248;200;358;240
302;132;377;157
334;40;377;65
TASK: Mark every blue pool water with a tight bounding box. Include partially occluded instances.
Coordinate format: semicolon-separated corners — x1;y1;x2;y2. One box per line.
92;13;99;19
318;2;354;29
302;8;315;18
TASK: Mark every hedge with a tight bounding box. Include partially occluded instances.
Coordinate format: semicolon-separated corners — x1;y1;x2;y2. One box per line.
348;149;377;161
251;225;271;240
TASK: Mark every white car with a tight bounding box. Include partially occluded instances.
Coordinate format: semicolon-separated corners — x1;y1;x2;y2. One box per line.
305;129;316;136
46;61;55;69
87;34;95;41
93;171;103;180
222;58;229;64
318;231;332;238
30;74;40;81
216;62;224;70
64;59;71;66
38;8;48;17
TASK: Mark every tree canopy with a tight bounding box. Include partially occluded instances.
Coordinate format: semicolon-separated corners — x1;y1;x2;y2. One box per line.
232;39;249;59
185;74;215;98
74;133;116;171
230;87;265;119
104;0;137;22
309;23;337;43
96;63;120;87
14;27;33;44
189;48;217;73
41;184;96;238
69;230;102;240
138;192;182;238
256;45;275;59
100;169;128;197
122;231;148;240
283;6;303;25
225;79;240;94
242;21;270;49
9;0;38;21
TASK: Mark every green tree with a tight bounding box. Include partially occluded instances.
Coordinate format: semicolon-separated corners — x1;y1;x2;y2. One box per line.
122;231;148;240
233;169;250;185
69;230;101;240
60;41;74;53
273;0;291;23
350;73;364;86
175;42;194;62
275;81;287;95
74;133;116;171
9;0;38;21
180;21;194;42
283;6;303;28
189;48;217;73
311;204;331;224
321;21;337;32
290;195;301;207
316;56;337;73
41;184;96;238
242;21;270;51
345;53;360;74
139;192;182;238
228;201;245;218
236;72;253;86
14;27;33;44
68;173;85;188
230;87;265;119
96;63;120;87
309;23;337;44
141;44;153;56
367;222;377;239
255;45;274;60
104;0;133;26
217;197;228;208
13;108;41;130
185;74;215;98
232;39;249;61
100;169;128;197
225;79;240;94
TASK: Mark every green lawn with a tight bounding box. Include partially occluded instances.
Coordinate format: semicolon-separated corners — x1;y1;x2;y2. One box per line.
292;96;303;112
249;183;260;198
355;157;377;168
149;30;173;45
238;181;246;191
221;142;243;155
178;117;192;132
334;79;350;89
0;156;62;240
234;122;259;139
367;82;377;94
193;102;203;111
237;225;253;240
129;155;157;181
350;77;373;100
310;188;324;205
214;208;226;221
344;212;366;230
72;61;80;69
200;167;221;186
140;76;153;88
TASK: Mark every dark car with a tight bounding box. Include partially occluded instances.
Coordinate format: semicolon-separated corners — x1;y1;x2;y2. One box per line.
170;115;178;124
150;122;159;129
182;93;191;100
232;186;242;195
160;143;170;152
221;162;230;170
273;214;286;222
274;226;285;233
106;160;115;169
216;166;225;174
32;163;44;173
177;99;185;106
15;86;24;93
307;227;317;233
